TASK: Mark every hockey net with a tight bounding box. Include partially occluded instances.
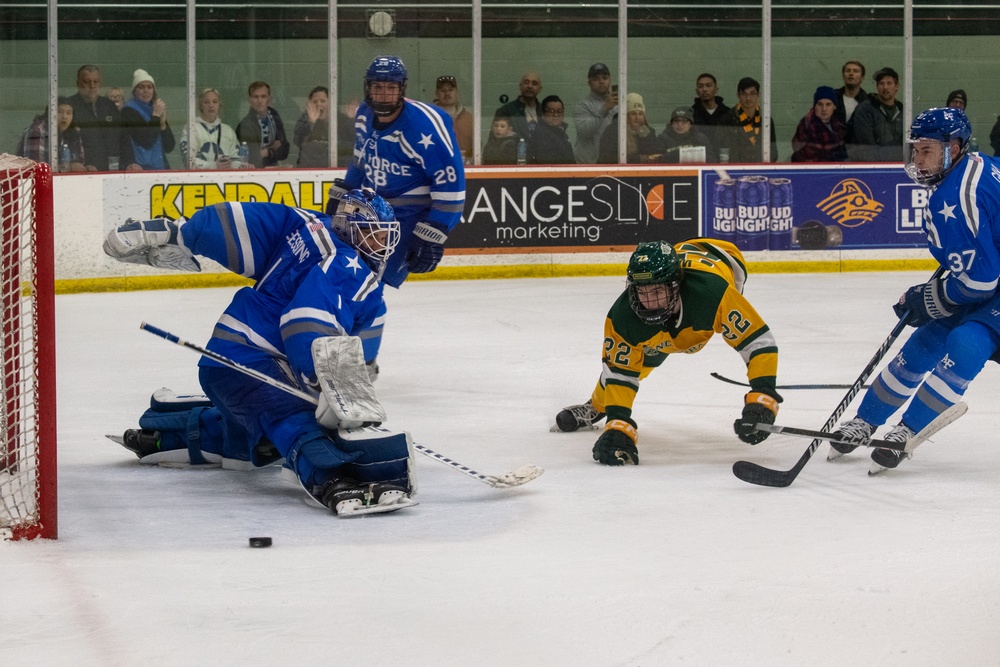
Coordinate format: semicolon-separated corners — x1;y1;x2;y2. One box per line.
0;154;56;540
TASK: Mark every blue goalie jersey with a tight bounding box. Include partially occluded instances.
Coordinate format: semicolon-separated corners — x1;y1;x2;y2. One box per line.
178;202;385;385
344;99;466;286
924;152;1000;307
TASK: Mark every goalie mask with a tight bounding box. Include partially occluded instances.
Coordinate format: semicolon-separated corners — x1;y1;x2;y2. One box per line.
365;56;407;118
904;107;972;187
329;188;401;272
627;241;684;326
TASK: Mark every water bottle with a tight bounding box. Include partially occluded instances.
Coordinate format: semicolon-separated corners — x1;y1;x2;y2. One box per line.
516;137;527;165
238;142;250;167
59;142;71;172
969;136;979;153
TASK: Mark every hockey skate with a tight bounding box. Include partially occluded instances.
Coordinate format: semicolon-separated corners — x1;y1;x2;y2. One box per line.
827;417;874;460
103;218;201;272
869;423;915;475
118;429;162;458
319;478;415;516
551;400;606;432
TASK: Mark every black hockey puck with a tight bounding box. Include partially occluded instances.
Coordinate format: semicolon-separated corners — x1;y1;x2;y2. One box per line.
248;537;272;548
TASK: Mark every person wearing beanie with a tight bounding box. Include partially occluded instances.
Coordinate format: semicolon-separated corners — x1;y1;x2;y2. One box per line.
658;106;713;163
120;68;175;171
791;86;848;162
597;92;664;164
572;62;617;164
946;89;967;110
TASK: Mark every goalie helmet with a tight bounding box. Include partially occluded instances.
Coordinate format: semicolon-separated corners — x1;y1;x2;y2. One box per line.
329;188;401;272
626;241;684;326
904;107;972;186
365;55;407;118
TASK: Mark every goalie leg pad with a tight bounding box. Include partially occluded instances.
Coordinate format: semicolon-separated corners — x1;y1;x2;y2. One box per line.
332;425;416;494
286;431;364;488
135;388;281;469
313;335;387;429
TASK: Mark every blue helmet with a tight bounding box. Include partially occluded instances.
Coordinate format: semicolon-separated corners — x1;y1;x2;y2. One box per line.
904;107;972;186
365;56;408;117
329;187;400;273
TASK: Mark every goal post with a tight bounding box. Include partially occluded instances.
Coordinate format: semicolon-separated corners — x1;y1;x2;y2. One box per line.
0;154;56;540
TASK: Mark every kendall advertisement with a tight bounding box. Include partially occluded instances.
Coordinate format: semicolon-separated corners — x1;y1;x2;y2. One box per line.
703;168;927;251
448;171;701;250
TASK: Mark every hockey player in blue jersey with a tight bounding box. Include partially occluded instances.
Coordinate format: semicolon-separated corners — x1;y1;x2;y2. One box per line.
103;188;419;515
332;55;466;374
830;107;1000;473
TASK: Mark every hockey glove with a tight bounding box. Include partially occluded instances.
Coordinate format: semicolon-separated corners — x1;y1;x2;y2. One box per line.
405;222;448;273
893;280;956;328
592;419;639;466
733;392;780;445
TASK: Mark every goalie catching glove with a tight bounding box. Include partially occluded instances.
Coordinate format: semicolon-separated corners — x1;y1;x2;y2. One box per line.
406;222;448;273
311;336;387;429
733;391;780;445
893;279;956;328
593;419;639;466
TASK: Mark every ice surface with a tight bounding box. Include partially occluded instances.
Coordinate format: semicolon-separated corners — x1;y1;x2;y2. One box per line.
4;271;1000;666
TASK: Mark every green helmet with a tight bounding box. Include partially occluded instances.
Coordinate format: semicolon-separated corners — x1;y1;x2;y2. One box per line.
627;241;684;325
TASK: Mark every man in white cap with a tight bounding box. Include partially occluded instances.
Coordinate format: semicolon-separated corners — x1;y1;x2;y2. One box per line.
573;62;618;164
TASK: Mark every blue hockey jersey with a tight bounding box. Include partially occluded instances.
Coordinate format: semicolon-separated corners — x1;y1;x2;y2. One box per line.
179;202;384;385
923;152;1000;306
344;98;466;286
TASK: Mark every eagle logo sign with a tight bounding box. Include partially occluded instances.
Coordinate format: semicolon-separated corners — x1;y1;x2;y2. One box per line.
816;178;884;228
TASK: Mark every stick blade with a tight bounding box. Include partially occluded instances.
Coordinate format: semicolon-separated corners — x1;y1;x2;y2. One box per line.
732;460;795;488
489;464;544;488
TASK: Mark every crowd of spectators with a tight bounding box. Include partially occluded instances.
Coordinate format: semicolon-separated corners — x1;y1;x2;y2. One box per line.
15;61;1000;170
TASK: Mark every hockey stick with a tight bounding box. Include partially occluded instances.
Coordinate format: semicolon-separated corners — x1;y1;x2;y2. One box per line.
731;267;944;488
710;372;869;391
139;322;543;489
753;422;908;452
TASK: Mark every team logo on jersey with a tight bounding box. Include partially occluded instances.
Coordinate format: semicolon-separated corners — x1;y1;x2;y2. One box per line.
816;178;884;227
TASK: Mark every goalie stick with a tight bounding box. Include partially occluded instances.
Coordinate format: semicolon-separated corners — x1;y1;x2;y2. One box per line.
139;322;543;489
710;372;869;391
731;268;944;488
753;401;966;454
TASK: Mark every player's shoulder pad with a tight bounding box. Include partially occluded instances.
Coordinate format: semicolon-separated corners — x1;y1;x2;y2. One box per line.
404;99;458;158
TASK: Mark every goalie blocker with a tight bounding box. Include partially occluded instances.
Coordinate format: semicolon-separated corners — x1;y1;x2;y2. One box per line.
112;387;415;495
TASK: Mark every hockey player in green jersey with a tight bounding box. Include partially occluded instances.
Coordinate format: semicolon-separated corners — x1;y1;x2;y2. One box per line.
553;238;781;465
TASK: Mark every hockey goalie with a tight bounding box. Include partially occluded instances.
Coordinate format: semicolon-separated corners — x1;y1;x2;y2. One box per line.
103;189;417;516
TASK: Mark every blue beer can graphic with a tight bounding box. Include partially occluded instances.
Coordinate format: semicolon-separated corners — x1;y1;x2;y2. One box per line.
711;178;737;243
736;175;770;250
768;177;794;250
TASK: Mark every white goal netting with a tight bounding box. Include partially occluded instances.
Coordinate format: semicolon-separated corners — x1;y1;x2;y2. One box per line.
0;153;55;540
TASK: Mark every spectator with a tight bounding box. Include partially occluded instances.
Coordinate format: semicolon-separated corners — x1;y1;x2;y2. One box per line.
120;69;175;171
991;115;1000;156
691;73;731;159
791;86;848;162
528;95;575;164
237;81;289;168
106;87;125;111
66;64;127;171
179;88;241;170
834;61;867;130
658;106;713;163
946;89;967;111
572;62;617;164
598;93;663;164
482;117;519;165
433;76;473;163
336;97;361;167
850;67;904;162
494;70;542;140
722;77;778;163
293;85;330;168
15;97;85;172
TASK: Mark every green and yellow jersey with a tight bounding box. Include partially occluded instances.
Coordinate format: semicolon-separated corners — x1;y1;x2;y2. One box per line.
591;238;778;423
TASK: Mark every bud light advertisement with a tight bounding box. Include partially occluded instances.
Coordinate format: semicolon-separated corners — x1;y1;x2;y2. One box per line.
703;167;926;250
